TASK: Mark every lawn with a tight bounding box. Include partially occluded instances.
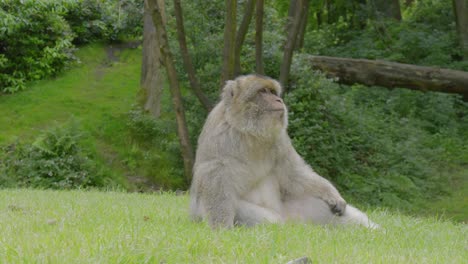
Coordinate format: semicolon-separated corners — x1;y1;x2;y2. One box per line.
0;189;466;263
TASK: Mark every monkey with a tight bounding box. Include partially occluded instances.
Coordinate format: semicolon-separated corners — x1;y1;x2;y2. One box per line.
189;74;379;229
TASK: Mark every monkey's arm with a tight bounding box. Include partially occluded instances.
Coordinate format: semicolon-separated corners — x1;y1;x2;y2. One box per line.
277;146;347;215
193;161;238;228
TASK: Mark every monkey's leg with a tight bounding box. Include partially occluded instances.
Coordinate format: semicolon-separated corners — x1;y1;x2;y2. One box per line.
235;200;283;226
283;196;379;229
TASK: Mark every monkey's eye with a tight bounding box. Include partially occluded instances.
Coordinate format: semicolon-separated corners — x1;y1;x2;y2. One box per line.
260;88;269;94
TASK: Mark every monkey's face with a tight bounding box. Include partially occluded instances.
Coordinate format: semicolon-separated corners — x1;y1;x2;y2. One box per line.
223;75;288;139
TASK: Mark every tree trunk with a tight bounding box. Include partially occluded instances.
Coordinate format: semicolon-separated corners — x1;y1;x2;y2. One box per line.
308;55;468;98
147;0;194;183
295;0;309;50
234;0;255;75
453;0;468;60
279;0;305;91
326;0;332;24
221;0;237;86
173;0;213;111
285;0;298;38
140;0;165;118
255;0;264;75
372;0;401;21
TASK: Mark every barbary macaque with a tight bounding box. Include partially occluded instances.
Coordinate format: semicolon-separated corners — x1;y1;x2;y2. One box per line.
190;74;378;229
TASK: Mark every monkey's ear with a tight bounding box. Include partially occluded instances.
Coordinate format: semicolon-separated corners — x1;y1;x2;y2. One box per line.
222;80;237;101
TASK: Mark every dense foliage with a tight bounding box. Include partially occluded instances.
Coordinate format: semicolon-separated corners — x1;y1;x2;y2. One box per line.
0;0;75;92
286;59;467;209
64;0;143;44
0;121;121;189
0;0;143;92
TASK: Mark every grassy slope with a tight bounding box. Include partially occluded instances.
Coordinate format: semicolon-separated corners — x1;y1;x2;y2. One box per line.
0;44;145;188
0;189;466;263
0;44;138;143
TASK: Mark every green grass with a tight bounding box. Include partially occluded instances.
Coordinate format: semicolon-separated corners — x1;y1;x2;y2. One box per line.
0;189;466;263
0;44;140;144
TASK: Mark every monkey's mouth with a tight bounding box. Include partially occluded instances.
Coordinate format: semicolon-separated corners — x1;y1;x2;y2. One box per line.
267;109;285;112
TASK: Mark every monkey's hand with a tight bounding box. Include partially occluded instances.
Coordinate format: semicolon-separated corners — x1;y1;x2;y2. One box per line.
324;193;347;216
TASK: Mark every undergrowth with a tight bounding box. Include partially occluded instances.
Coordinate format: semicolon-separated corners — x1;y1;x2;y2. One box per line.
0;120;123;189
285;58;467;213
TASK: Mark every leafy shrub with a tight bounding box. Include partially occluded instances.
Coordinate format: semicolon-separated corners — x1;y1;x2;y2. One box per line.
125;108;185;189
0;121;119;189
0;0;75;93
285;58;466;210
63;0;107;44
404;0;454;31
64;0;143;44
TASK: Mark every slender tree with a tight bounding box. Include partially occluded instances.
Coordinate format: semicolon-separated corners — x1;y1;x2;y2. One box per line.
453;0;468;60
221;0;237;86
295;0;309;50
255;0;265;75
285;0;298;40
147;0;194;182
279;0;306;91
234;0;256;75
173;0;213;111
140;0;165;117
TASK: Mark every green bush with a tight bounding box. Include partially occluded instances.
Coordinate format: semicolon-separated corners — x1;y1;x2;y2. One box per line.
285;58;466;210
63;0;107;44
0;121;120;189
0;0;143;93
125;108;185;189
64;0;143;44
0;0;75;93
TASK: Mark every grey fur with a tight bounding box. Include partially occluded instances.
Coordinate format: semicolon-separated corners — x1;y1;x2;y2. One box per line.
190;75;378;229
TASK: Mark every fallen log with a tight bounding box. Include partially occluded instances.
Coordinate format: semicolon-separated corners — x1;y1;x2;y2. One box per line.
308;55;468;99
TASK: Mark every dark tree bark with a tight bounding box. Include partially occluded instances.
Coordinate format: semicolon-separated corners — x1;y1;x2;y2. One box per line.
279;0;306;91
308;55;468;98
316;11;322;27
140;0;165;118
453;0;468;60
147;0;194;182
372;0;401;21
326;0;332;24
255;0;264;75
173;0;213;111
295;0;309;50
285;0;298;37
221;0;237;86
234;0;256;75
